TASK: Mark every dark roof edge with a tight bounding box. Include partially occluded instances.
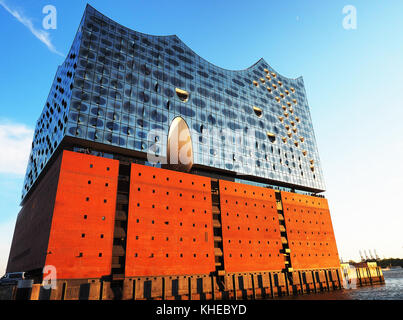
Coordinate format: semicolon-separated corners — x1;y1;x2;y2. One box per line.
85;4;303;80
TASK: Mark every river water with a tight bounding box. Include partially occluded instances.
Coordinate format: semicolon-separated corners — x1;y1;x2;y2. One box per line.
279;268;403;300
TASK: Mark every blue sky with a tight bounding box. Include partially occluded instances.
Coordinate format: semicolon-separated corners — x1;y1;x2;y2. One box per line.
0;0;402;273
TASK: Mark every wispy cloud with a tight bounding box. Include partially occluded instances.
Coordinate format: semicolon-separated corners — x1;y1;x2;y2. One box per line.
0;121;34;175
0;0;64;57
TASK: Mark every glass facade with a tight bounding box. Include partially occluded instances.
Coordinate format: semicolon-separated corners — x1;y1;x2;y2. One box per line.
22;5;325;201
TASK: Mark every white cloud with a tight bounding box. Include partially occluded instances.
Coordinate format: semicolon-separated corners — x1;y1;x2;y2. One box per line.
0;219;15;275
0;121;34;175
0;0;64;57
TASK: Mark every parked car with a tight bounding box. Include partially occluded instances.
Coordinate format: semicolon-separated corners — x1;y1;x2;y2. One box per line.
0;272;26;286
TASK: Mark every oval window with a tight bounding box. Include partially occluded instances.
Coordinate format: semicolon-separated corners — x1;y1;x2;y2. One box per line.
167;117;193;172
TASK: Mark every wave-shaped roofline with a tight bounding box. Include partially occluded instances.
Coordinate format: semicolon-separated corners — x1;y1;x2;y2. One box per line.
85;4;303;81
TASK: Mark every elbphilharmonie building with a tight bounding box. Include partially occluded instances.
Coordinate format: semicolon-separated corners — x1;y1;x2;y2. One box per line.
6;5;343;300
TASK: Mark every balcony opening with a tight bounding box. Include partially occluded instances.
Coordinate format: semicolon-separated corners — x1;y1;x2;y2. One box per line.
175;88;189;102
253;106;263;118
267;132;276;143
